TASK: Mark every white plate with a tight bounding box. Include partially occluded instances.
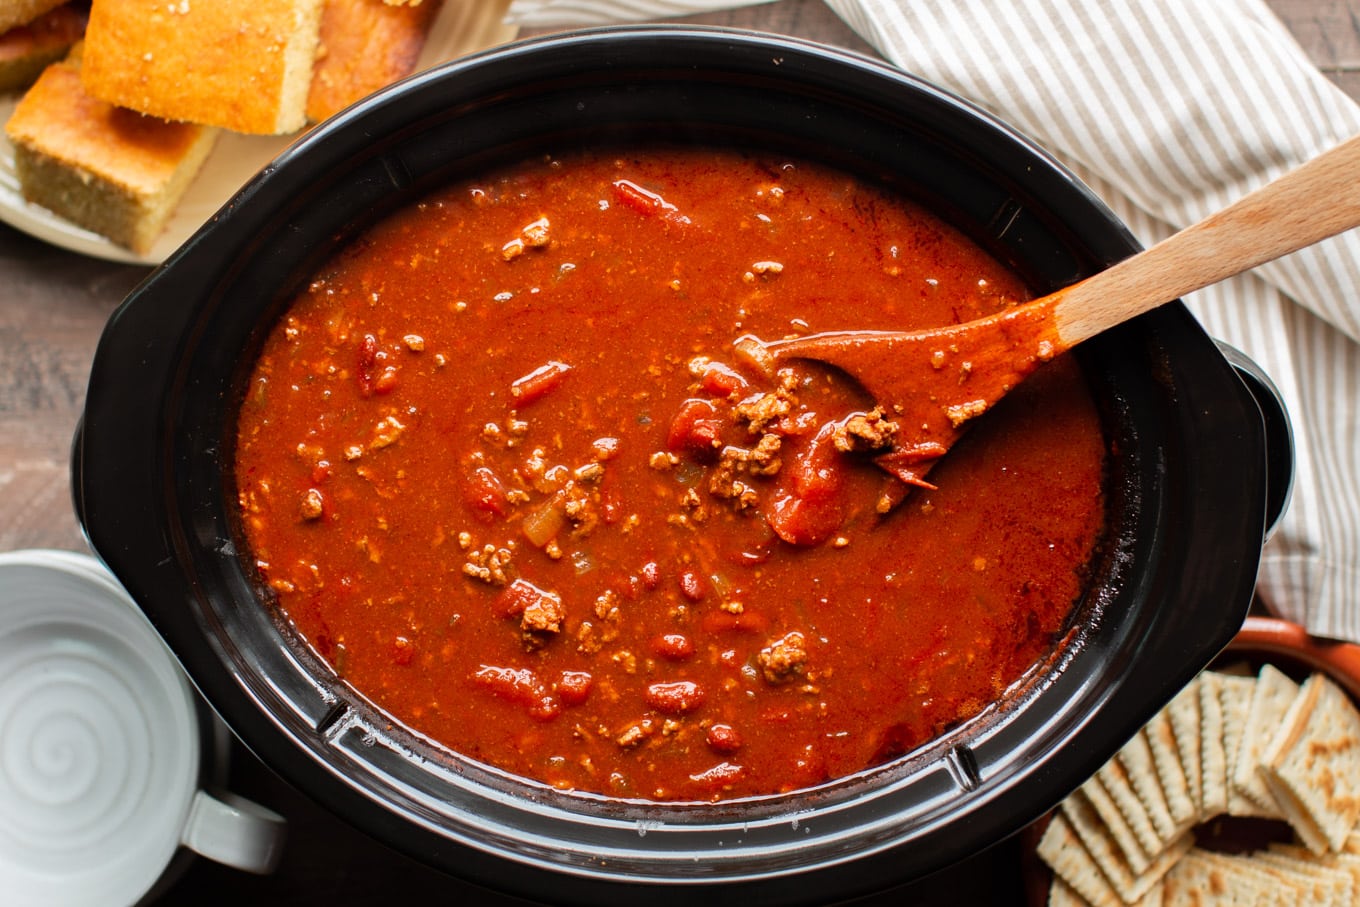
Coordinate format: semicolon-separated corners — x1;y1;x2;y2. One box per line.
0;0;519;265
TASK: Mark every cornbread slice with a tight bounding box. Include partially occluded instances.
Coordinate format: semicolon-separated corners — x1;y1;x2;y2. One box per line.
0;2;85;92
81;0;324;134
5;54;218;253
0;0;64;33
306;0;442;122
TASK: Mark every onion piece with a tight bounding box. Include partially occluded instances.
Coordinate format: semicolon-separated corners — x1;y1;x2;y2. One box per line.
522;496;566;547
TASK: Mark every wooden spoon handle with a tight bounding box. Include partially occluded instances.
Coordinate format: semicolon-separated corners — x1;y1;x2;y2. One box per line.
1052;131;1360;348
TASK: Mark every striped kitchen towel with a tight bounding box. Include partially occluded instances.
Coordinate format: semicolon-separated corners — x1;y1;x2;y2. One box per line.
508;0;1360;641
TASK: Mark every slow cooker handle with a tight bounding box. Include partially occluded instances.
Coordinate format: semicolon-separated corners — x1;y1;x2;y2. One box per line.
1214;341;1294;541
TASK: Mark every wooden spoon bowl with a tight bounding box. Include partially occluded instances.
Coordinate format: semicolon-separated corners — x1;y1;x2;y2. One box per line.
754;133;1360;488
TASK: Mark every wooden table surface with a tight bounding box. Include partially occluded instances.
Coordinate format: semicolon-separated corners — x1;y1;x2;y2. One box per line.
2;1;1356;904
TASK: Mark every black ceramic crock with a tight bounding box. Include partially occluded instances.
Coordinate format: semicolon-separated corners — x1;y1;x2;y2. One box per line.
73;27;1291;906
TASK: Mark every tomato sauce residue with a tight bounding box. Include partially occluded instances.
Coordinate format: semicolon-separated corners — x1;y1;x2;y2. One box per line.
234;148;1107;801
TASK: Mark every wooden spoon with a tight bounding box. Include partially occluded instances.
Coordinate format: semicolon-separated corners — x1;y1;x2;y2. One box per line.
746;132;1360;489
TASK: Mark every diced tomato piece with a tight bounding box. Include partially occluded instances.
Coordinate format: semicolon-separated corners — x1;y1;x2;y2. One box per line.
697;361;750;398
391;635;414;666
556;671;593;706
511;361;572;406
464;466;508;518
611;179;691;225
356;333;378;396
667;398;724;458
639;560;661;590
373;366;399;395
493;578;555;619
765;422;847;546
472;664;560;721
474;665;538;699
355;336;399;395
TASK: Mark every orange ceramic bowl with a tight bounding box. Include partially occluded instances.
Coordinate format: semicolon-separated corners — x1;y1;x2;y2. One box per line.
1226;615;1360;697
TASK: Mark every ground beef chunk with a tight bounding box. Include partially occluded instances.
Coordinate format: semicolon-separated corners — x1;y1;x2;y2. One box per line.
733;388;795;434
707;433;784;509
522;589;565;635
463;540;516;586
495;578;565;647
833;407;899;452
757;631;808;684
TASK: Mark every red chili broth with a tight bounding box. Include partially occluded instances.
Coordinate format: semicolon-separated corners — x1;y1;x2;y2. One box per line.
233;147;1107;801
